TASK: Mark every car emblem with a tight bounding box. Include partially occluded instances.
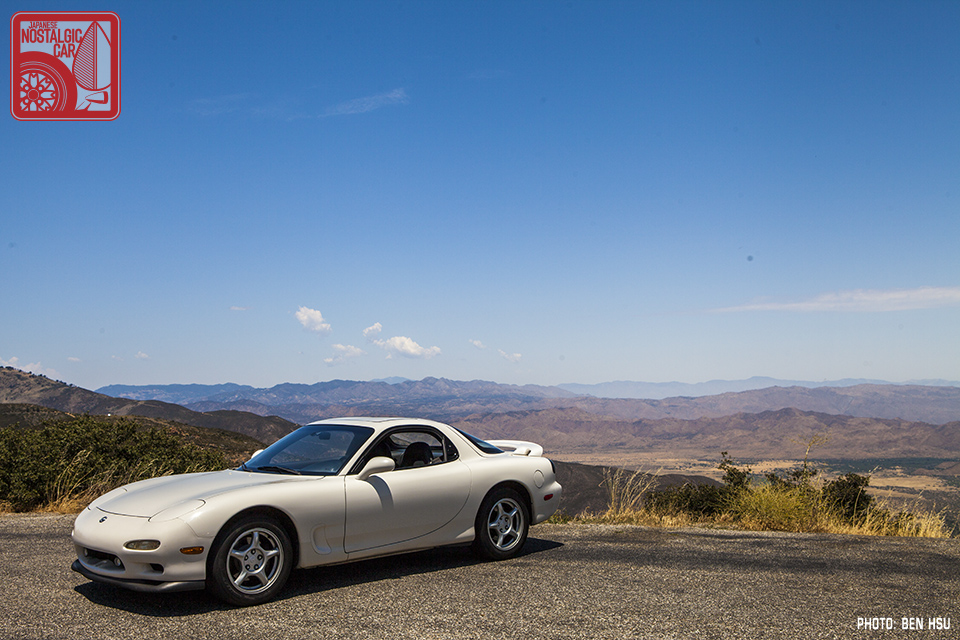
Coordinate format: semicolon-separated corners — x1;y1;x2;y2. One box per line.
99;516;108;523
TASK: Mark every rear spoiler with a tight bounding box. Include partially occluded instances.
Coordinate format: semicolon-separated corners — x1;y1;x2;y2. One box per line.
486;440;544;457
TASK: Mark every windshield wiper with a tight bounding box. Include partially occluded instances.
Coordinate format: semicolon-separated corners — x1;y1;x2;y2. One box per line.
252;465;301;475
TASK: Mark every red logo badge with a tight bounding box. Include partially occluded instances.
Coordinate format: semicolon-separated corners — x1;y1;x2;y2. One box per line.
10;11;121;121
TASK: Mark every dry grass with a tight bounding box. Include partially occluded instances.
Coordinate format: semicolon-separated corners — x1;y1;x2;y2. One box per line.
726;483;818;532
830;498;953;538
550;466;955;539
35;449;209;514
600;466;660;516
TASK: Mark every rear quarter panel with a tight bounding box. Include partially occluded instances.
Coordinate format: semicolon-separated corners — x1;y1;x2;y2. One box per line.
462;453;562;524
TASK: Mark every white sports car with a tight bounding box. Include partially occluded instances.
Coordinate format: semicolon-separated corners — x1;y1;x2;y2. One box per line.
71;417;562;606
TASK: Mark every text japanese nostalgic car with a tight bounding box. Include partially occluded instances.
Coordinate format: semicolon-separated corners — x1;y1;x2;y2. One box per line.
71;417;562;605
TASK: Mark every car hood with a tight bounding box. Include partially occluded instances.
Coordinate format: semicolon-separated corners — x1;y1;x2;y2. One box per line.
93;469;311;518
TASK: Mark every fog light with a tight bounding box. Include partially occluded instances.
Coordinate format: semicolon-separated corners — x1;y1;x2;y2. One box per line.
113;557;122;567
124;539;161;551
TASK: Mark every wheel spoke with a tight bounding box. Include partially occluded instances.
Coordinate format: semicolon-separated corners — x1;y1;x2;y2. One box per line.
248;567;269;587
232;569;249;587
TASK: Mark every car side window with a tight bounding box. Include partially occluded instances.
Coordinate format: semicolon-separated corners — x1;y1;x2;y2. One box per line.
391;430;461;470
391;431;440;469
353;429;461;473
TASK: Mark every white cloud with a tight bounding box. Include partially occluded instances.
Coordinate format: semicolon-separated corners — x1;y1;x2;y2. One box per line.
374;336;441;359
713;286;960;314
296;306;332;334
135;351;150;360
324;344;366;365
2;356;60;378
498;349;522;363
363;322;383;341
67;357;81;363
322;89;409;117
230;306;250;312
469;339;487;349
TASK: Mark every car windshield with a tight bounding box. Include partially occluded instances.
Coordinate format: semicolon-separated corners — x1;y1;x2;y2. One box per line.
243;425;374;476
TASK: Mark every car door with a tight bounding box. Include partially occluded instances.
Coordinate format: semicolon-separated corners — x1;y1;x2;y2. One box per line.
343;428;470;554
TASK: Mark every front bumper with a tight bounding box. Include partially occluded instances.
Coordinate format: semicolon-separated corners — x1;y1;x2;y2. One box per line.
71;559;205;593
71;507;211;590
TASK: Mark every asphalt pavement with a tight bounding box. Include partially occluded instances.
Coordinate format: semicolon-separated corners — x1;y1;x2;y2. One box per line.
1;514;957;639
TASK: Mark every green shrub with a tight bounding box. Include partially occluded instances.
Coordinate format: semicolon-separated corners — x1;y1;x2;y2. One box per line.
718;451;752;491
0;416;227;512
645;452;751;518
646;482;728;517
821;472;873;523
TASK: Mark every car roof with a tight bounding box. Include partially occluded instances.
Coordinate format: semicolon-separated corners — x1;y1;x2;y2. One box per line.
305;417;447;430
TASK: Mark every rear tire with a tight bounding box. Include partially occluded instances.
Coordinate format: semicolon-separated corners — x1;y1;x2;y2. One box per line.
207;515;292;606
474;487;529;560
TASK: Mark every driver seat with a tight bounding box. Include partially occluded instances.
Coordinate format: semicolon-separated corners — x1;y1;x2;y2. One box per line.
399;442;432;468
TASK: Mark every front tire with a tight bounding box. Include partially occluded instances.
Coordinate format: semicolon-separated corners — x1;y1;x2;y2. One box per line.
474;487;529;560
207;516;292;606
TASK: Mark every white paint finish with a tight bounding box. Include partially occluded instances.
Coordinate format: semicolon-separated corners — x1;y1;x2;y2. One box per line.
344;460;470;553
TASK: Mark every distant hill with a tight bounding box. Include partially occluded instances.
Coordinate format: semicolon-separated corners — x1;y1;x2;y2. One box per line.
563;384;960;425
95;382;258;404
557;377;960;399
102;377;580;424
97;376;960;425
99;377;574;405
453;407;960;461
5;367;959;476
0;367;295;444
0;402;263;464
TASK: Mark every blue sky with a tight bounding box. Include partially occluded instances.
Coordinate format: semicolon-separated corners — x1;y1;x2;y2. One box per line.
2;0;959;389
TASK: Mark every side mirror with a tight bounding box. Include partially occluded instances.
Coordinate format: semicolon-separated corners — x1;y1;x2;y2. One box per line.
249;449;264;460
357;456;395;481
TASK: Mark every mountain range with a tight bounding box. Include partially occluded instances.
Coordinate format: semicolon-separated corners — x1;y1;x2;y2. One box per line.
100;376;960;404
98;376;960;425
455;406;960;461
557;377;960;399
0;367;295;443
4;367;960;463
